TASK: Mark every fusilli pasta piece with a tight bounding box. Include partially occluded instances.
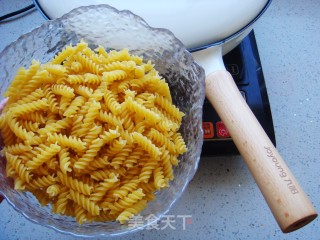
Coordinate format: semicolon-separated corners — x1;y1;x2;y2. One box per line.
3;142;32;155
43;63;68;76
132;132;161;159
27;175;56;190
59;148;72;174
5;152;32;183
68;189;100;216
154;92;184;123
102;70;127;83
63;96;86;117
47;132;86;151
9;98;48;117
116;200;147;224
51;45;75;64
124;96;161;125
46;184;61;197
26;143;61;170
90;173;118;202
57;171;92;196
51;84;75;99
43;84;59;114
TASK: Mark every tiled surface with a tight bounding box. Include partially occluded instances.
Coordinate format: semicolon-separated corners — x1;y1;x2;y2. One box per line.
0;0;319;239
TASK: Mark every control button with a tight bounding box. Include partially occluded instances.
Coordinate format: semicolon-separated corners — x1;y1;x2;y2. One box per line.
226;64;240;76
202;122;214;139
216;121;230;138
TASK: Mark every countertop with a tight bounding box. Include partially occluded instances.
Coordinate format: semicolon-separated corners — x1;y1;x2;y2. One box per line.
0;0;319;239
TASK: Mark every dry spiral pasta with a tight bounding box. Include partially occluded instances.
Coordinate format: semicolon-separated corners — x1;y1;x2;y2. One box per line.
27;175;57;190
57;171;92;196
0;41;187;225
58;148;72;174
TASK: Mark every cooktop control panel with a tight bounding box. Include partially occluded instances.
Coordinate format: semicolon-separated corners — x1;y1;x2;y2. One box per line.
201;31;276;156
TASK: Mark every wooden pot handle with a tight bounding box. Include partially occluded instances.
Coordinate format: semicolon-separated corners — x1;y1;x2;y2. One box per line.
206;70;317;233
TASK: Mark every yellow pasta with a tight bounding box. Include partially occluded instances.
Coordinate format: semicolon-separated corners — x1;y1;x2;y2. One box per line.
57;171;92;196
106;188;145;214
123;147;144;168
68;188;100;216
1;41;187;225
43;84;59;114
59;96;72;115
103;60;136;72
105;138;127;157
74;137;105;170
102;69;127;83
26;143;61;170
82;125;102;145
13;60;40;101
58;148;72;174
70;62;83;73
51;84;75;98
160;149;174;181
81;156;109;173
153;167;167;190
63;96;86;117
20;70;53;99
5;152;33;183
3;67;27;98
46;132;86;151
76;100;101;137
27;175;56;190
73;52;101;75
139;161;158;183
46;184;61;197
14;178;26;191
10;98;48;117
19;111;47;124
116;200;147;224
10;88;44;108
0;114;16;145
67;74;86;85
20;120;40;132
132;132;161;159
74;204;89;225
112;179;140;200
103;89;122;115
90;168;112;181
154;92;184;123
84;73;102;85
125;96;161;125
90;173;118;203
38;118;72;136
30;189;51;206
73;85;94;98
2;142;32;155
42;63;67;76
118;109;135;132
148;128;177;154
51;45;75;64
7;116;35;142
70;115;83;136
51;191;69;215
110;145;133;169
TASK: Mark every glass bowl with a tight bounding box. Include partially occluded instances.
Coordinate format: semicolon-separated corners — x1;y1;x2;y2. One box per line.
0;4;205;238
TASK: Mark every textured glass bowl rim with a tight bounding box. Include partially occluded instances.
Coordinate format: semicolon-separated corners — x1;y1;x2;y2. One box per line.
0;4;205;238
